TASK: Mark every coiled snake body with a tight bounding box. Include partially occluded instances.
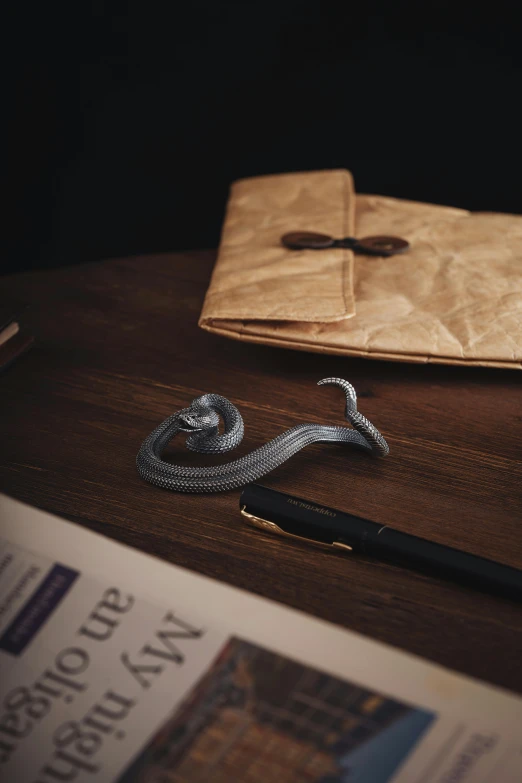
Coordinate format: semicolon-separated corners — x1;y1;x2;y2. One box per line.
136;378;389;493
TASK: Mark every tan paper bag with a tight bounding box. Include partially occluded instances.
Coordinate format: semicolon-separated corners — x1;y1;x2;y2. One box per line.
199;170;522;369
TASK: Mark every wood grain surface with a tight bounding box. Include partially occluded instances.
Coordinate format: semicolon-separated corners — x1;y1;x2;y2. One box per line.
1;252;521;692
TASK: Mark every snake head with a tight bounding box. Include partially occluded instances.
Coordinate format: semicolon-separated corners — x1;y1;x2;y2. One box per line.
176;403;219;433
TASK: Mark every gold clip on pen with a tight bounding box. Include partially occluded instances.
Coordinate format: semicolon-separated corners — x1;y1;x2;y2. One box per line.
240;506;353;553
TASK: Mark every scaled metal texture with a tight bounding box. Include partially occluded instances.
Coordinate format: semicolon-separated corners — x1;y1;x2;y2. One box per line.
136;378;389;494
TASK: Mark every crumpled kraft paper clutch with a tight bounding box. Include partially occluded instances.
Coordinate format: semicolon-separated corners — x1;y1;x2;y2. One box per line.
199;170;522;369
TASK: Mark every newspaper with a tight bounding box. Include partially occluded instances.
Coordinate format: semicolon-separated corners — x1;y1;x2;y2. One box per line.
0;493;521;783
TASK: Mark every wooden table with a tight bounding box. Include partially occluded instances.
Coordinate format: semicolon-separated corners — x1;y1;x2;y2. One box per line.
1;252;521;693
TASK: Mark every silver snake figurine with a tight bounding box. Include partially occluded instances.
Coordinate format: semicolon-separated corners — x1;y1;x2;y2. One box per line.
136;378;389;493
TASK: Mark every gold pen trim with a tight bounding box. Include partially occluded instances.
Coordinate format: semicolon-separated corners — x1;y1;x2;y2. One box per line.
240;506;352;553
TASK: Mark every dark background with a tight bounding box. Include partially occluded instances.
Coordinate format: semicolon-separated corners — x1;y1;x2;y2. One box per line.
5;1;522;275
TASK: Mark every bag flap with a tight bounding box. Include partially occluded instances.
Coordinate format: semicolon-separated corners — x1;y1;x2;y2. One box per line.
199;169;356;324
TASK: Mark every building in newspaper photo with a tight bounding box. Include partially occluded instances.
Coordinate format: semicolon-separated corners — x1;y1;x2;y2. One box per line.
119;638;435;783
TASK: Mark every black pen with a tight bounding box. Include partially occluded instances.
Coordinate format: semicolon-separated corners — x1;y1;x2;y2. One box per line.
240;484;522;601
